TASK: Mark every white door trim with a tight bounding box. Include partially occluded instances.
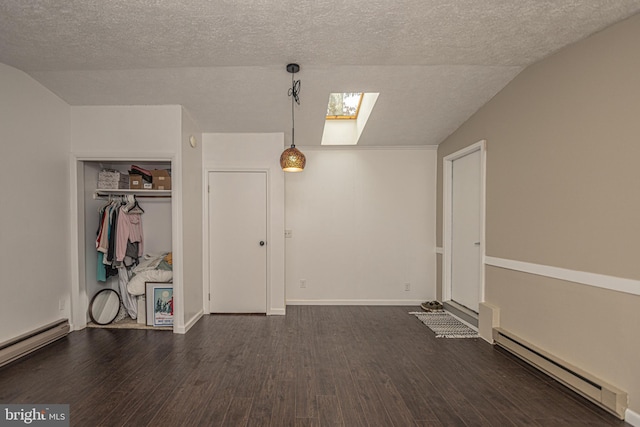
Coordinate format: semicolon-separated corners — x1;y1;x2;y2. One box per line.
485;256;640;296
442;140;486;305
203;168;272;314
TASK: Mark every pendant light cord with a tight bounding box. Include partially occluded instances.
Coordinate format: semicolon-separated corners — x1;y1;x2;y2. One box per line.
288;74;301;148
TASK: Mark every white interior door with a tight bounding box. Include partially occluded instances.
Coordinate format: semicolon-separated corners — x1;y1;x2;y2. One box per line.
450;149;482;312
208;171;267;313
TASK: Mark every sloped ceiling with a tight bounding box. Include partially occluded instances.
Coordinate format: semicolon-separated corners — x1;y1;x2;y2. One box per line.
1;1;639;146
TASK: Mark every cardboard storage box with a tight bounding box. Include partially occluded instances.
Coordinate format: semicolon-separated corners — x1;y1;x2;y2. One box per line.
129;174;144;189
151;169;172;190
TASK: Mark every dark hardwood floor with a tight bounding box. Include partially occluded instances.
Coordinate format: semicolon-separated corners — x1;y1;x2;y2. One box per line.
0;306;629;426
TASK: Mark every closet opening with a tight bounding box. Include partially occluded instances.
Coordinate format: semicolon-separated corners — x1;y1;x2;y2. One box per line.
74;159;174;331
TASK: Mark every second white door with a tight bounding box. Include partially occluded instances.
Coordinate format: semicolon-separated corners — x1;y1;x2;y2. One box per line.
208;171;267;313
450;148;482;312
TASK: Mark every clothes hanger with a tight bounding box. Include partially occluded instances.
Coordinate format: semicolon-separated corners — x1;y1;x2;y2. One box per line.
129;196;145;214
122;194;135;212
99;195;113;213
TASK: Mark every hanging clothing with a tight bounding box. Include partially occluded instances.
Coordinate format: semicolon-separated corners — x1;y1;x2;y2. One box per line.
96;197;144;281
96;252;106;282
96;203;112;282
95;196;145;319
96;203;112;254
102;204;116;266
116;208;144;262
117;267;138;319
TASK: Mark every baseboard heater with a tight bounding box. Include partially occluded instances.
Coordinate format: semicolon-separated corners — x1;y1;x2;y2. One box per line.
0;319;70;368
493;327;627;419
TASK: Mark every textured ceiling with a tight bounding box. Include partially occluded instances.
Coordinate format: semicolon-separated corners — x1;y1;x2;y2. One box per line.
1;1;639;146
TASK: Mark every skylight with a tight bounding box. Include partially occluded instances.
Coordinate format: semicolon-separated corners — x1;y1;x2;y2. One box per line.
321;92;379;145
326;93;364;120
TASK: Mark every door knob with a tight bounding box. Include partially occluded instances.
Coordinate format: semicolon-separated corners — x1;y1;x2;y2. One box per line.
474;242;481;245
259;241;265;246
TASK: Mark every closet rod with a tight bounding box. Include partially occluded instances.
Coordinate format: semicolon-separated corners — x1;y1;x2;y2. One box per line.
93;192;171;199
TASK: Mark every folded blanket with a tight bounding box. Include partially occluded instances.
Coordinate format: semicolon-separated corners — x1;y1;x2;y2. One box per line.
127;270;173;295
132;253;168;274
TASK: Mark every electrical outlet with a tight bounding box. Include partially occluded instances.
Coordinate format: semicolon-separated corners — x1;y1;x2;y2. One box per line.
284;229;293;238
300;279;307;288
59;298;65;311
404;282;411;291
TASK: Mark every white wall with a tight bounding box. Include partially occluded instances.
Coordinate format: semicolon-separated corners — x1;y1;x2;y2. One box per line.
0;63;71;342
179;108;203;331
285;147;437;304
71;106;181;154
202;133;286;314
321;120;358;145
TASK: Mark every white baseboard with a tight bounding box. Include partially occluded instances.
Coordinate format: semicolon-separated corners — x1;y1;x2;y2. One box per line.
626;408;640;426
286;299;424;306
269;308;286;315
175;310;203;334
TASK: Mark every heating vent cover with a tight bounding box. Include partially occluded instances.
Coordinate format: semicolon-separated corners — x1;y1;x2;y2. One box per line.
493;327;627;419
0;319;69;367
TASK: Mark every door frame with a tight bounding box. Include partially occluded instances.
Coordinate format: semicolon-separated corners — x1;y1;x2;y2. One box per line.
70;153;179;332
203;168;272;314
442;140;486;306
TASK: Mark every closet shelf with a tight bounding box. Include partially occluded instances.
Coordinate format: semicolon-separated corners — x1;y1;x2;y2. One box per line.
94;189;172;199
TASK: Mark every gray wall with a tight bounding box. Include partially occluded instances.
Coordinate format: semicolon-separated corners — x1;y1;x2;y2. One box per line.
436;14;640;414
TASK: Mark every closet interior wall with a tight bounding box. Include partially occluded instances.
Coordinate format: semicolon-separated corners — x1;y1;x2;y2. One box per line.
82;160;172;325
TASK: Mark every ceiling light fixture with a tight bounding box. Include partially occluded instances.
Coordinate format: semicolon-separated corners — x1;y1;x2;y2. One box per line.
280;63;306;172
